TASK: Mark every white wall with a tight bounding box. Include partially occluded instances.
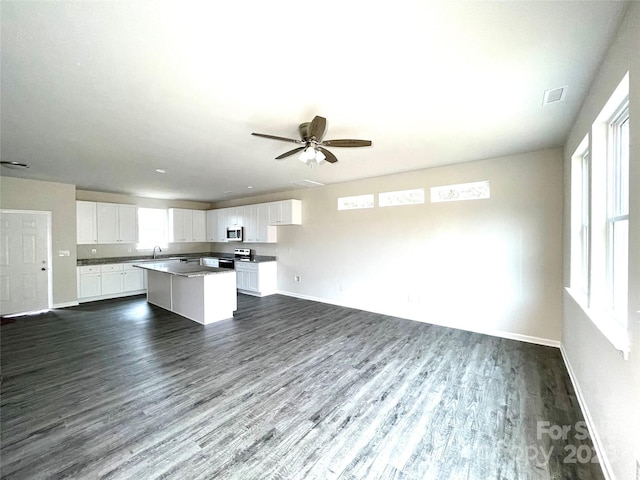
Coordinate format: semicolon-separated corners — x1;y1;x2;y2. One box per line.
562;3;640;479
215;147;564;345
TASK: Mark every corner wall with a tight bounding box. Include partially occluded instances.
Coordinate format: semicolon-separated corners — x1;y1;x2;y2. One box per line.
562;3;640;479
0;176;78;307
214;147;564;345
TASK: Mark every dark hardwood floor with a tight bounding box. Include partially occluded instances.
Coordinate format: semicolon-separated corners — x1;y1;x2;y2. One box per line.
1;294;603;480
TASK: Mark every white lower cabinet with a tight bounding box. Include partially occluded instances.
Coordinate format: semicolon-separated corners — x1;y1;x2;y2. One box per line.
78;269;101;298
77;263;147;302
201;257;219;268
101;270;124;295
123;267;145;291
235;261;277;297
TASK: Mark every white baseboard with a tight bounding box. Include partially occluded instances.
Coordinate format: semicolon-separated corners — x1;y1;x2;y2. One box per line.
276;290;561;348
560;344;614;480
277;290;348;308
52;301;79;309
483;329;560;348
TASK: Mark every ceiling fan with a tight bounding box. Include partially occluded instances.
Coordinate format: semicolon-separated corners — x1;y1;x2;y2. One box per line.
251;116;372;165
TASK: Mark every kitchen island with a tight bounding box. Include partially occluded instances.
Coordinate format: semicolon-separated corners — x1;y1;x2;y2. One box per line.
134;261;237;325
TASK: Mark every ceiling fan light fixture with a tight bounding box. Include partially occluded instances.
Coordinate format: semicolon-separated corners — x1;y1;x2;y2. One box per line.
299;146;316;164
253;115;372;165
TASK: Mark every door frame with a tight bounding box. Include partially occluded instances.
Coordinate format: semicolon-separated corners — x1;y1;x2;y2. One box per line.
1;209;53;315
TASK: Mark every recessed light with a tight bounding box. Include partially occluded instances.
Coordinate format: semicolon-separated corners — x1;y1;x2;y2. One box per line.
223;191;233;194
247;186;253;189
155;169;166;174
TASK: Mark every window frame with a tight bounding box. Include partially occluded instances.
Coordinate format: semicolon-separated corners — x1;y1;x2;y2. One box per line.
567;72;630;357
605;103;629;322
580;150;591;297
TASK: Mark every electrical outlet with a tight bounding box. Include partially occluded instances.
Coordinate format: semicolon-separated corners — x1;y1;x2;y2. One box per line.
91;248;97;254
294;275;301;282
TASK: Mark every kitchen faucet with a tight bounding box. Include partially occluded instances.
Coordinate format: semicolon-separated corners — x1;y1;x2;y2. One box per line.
153;246;162;259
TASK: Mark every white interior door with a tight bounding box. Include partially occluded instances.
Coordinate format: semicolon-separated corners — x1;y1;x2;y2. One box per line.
0;211;51;316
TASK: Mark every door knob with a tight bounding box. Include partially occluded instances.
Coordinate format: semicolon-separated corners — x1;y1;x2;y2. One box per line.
41;267;46;271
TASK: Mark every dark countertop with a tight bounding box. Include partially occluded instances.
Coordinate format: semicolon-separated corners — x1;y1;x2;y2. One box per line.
77;252;277;266
133;262;234;278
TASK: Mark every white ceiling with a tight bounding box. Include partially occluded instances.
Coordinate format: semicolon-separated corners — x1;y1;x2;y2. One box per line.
0;1;630;202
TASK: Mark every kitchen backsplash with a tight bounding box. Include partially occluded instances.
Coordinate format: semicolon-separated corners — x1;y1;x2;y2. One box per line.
77;242;213;259
77;242;280;259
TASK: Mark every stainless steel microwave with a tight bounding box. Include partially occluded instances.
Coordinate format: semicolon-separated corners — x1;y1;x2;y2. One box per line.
226;226;243;242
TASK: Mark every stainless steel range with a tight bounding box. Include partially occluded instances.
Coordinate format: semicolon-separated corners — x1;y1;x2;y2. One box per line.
234;248;252;262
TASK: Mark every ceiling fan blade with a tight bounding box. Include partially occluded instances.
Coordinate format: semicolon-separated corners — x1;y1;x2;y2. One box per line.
308;116;327;140
317;147;338;164
320;139;372;148
275;146;305;160
251;133;303;144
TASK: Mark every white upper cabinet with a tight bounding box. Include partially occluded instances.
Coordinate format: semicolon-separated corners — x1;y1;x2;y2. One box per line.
192;210;206;242
206;210;218;242
205;199;300;244
169;208;188;242
77;201;97;244
242;205;258;242
216;208;229;242
169;208;206;243
77;201;136;245
96;202;138;244
117;205;138;243
227;207;242;226
256;203;277;243
97;203;118;243
268;199;302;225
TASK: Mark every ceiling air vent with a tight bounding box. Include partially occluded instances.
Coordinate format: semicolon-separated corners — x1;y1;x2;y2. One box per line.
542;86;568;106
291;179;325;188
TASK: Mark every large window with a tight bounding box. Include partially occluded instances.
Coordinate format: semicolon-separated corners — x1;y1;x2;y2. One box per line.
580;150;591;296
606;103;629;321
137;208;168;250
569;72;629;354
570;136;590;298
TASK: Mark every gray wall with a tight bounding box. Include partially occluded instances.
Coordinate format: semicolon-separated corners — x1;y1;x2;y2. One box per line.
562;3;640;479
0;176;78;307
214;147;564;345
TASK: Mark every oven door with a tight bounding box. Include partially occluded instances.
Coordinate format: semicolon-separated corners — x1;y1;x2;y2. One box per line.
218;258;234;269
